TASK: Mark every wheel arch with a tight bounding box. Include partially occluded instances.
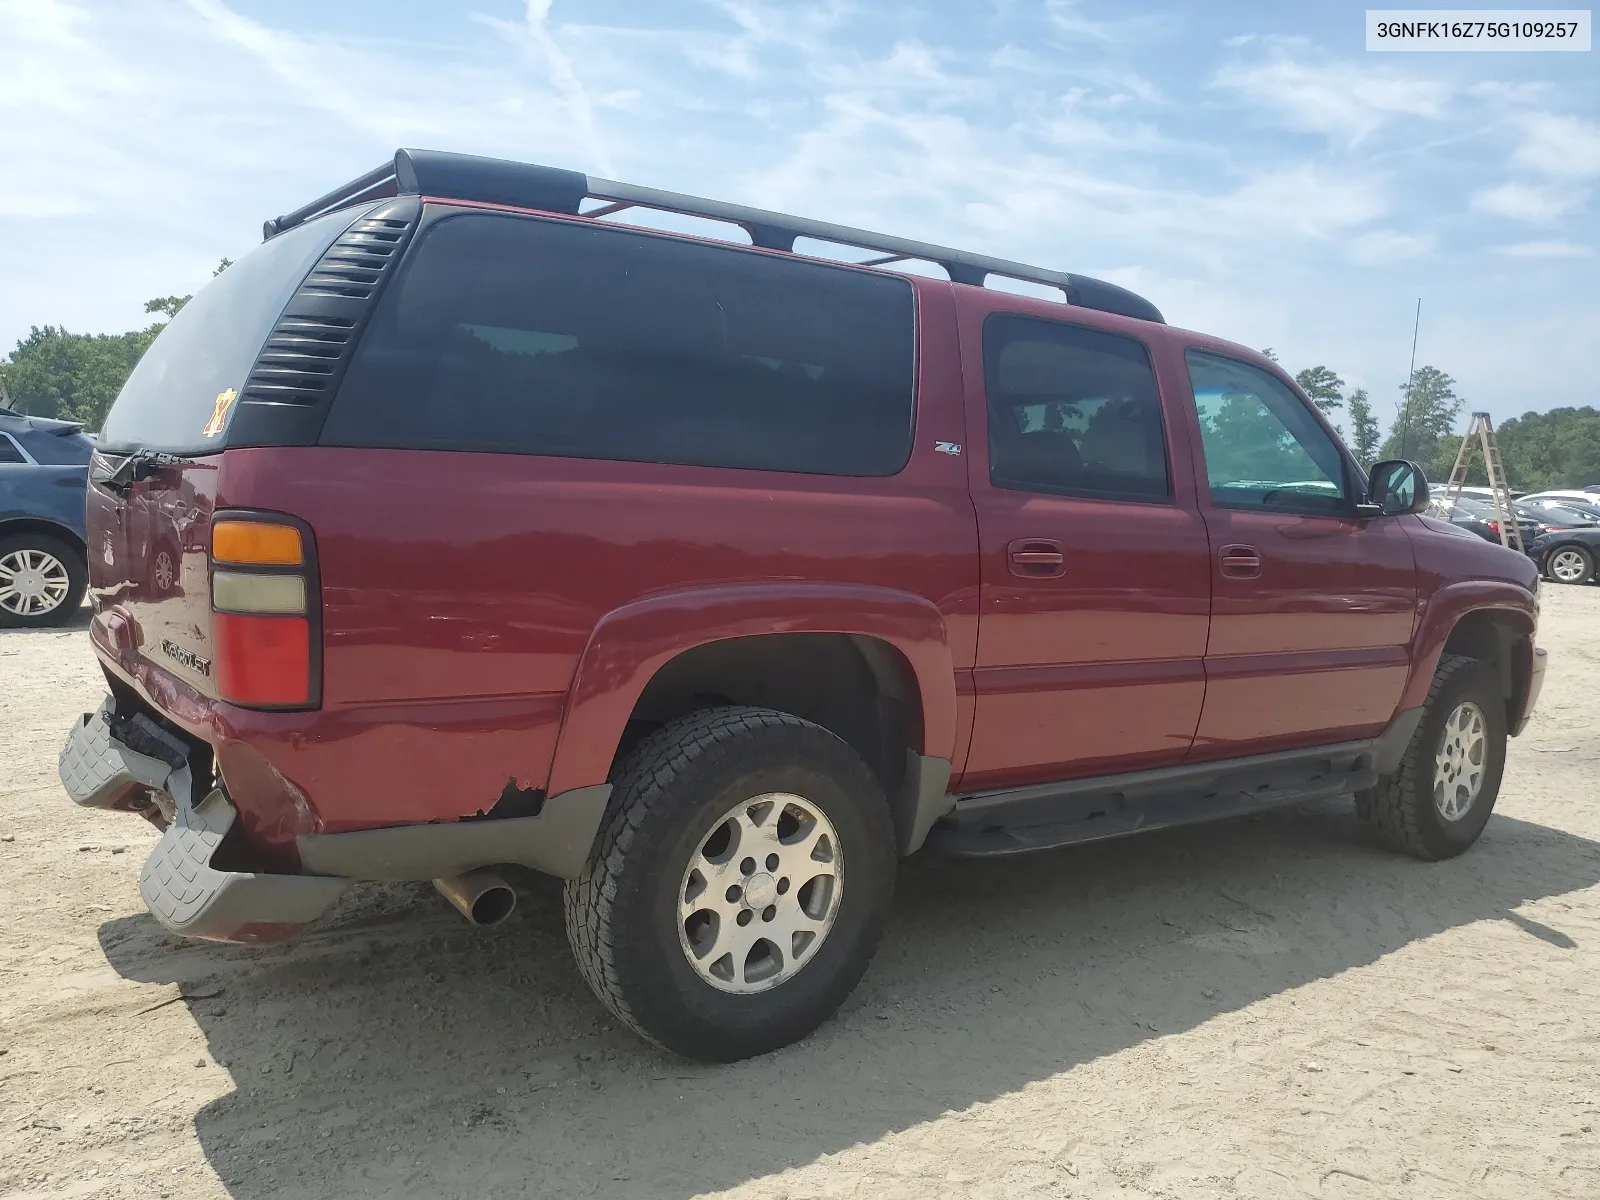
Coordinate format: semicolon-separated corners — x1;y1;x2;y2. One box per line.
544;583;960;849
0;516;87;556
1404;582;1537;737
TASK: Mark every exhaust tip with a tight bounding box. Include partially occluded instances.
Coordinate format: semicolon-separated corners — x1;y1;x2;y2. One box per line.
469;883;516;926
433;869;517;927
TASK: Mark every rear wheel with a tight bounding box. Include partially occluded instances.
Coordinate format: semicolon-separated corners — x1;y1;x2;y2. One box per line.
0;533;86;628
1356;654;1506;861
563;706;896;1061
1546;545;1593;585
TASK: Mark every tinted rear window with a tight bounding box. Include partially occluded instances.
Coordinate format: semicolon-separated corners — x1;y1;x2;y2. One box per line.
321;212;916;476
99;207;369;455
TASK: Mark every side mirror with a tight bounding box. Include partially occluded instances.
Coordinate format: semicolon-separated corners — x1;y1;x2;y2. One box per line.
1362;459;1430;517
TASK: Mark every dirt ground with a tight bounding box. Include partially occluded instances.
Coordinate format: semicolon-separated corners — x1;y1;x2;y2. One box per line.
3;587;1598;1200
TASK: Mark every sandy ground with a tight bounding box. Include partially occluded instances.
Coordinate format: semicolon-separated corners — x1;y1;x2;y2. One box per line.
2;587;1599;1200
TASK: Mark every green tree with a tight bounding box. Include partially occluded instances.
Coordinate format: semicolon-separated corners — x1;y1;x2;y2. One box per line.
1259;347;1279;362
1493;407;1600;491
1293;365;1344;415
143;296;189;319
0;258;233;429
1382;365;1462;480
1345;387;1381;466
0;324;162;426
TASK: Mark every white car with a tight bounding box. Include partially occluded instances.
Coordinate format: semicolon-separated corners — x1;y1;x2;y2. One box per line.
1520;492;1600;522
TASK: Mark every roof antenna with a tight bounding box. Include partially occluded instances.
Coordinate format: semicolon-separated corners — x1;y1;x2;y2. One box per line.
1396;297;1422;461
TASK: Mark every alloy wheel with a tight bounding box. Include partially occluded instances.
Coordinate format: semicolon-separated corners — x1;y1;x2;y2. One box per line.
0;548;71;617
1434;701;1487;822
677;792;843;994
1549;549;1588;583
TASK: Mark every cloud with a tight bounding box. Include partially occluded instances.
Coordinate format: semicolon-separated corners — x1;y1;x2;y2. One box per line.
1512;112;1600;180
1211;49;1451;145
1347;229;1434;266
1045;0;1173;44
1471;182;1586;224
1494;240;1593;259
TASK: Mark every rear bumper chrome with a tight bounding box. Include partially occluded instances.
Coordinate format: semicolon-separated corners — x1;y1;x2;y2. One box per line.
60;700;348;943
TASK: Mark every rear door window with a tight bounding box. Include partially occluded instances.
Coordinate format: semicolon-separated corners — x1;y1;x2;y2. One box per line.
0;435;25;464
98;206;369;456
322;212;917;476
982;314;1170;502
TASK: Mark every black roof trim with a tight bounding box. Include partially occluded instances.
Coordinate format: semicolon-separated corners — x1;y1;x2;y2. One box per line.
263;149;1165;323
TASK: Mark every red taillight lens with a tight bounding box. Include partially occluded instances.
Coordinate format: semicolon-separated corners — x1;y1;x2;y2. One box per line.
1487;520;1500;533
213;613;311;706
210;516;315;709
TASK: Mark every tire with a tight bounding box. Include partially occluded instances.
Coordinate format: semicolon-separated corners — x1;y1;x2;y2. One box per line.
1545;545;1593;585
0;532;87;628
563;706;897;1062
1355;654;1506;861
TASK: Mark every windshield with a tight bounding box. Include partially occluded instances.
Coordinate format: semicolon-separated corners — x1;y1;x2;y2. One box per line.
98;205;372;456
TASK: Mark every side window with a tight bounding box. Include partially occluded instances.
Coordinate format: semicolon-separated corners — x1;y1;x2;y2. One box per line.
322;212;916;477
1186;351;1349;514
0;435;27;464
982;315;1170;502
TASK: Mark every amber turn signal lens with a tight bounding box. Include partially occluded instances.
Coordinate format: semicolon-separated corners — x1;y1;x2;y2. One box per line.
212;521;303;566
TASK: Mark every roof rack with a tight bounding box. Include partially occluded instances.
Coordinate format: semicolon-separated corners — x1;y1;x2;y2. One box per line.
263;149;1164;324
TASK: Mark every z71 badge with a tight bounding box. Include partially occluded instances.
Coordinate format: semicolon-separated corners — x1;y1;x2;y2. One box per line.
161;639;212;677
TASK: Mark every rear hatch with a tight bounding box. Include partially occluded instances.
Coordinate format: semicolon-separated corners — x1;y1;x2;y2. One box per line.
88;207;369;708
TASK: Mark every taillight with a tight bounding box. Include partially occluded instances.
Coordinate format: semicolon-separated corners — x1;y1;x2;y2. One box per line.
1486;520;1500;534
210;516;317;708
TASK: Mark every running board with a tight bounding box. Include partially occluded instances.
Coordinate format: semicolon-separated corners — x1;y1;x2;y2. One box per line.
924;738;1385;858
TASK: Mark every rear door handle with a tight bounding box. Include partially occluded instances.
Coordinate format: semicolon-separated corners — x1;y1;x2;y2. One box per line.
1219;545;1261;579
1008;539;1066;579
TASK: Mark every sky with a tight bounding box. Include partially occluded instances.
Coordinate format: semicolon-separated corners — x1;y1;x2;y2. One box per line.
2;0;1596;436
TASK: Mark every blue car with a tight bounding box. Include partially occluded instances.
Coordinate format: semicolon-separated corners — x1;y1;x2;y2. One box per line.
0;409;93;626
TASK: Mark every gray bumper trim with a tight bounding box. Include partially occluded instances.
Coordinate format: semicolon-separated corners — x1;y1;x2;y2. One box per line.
140;790;349;942
62;696;349;942
59;701;178;811
296;783;613;882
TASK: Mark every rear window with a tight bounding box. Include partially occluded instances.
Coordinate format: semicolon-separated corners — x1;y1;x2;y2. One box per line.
98;206;369;455
320;212;916;476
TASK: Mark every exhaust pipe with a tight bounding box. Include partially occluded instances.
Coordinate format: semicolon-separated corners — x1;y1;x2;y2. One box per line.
433;869;516;927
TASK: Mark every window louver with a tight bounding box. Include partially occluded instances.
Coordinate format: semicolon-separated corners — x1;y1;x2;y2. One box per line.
239;201;418;409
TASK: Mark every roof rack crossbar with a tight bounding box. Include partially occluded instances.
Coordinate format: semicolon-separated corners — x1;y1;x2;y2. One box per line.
264;160;398;240
261;149;1164;323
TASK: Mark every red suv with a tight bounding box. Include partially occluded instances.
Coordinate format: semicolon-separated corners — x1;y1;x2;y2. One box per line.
61;150;1546;1062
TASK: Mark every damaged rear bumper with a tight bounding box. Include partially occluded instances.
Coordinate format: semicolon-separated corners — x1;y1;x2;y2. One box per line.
60;696;614;944
60;700;347;943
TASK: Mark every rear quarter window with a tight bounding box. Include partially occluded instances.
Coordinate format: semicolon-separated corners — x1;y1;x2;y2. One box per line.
321;211;917;476
98;206;372;456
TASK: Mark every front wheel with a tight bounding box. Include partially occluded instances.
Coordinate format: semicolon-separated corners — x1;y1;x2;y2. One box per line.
563;706;896;1062
1356;654;1507;861
1545;545;1593;585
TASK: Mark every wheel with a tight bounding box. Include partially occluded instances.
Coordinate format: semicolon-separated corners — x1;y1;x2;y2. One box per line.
0;533;87;628
151;541;180;597
563;706;896;1062
1545;545;1593;585
1355;654;1506;861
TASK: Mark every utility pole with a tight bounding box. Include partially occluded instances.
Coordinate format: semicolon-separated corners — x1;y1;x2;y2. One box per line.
1397;297;1421;461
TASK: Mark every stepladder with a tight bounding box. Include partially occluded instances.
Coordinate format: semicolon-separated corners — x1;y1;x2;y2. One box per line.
1439;412;1521;551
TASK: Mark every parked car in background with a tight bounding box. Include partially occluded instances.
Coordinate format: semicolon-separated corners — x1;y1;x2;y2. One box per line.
1527;526;1600;585
1519;494;1600;525
1435;496;1542;547
60;149;1547;1062
1514;502;1600;538
0;409;93;627
1516;489;1600;515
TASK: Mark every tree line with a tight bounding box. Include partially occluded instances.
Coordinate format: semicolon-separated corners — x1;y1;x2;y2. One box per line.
1;272;1594;491
1260;348;1598;492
